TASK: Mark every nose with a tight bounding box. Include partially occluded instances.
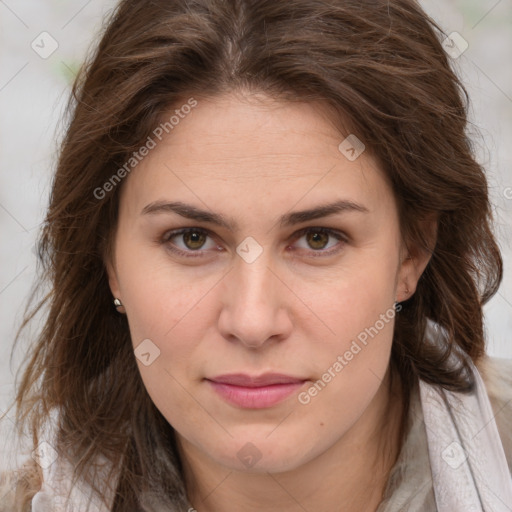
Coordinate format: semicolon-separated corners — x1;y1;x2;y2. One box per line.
217;253;293;349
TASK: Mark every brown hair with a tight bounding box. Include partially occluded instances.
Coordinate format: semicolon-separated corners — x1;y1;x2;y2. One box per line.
6;0;502;510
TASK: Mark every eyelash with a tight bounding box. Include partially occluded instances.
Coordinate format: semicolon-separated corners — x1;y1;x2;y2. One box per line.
160;227;348;259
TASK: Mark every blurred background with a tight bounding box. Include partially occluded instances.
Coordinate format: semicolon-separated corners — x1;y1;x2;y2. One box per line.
1;0;511;464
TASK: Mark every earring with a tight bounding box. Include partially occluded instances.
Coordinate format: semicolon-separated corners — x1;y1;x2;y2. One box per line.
113;298;126;314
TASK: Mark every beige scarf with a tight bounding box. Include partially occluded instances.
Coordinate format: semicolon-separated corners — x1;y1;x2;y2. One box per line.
377;356;512;511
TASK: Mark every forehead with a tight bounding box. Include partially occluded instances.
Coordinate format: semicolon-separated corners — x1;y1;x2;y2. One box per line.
150;94;358;169
119;93;395;221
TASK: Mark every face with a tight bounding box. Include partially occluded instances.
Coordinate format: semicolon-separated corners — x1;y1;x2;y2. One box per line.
107;92;424;474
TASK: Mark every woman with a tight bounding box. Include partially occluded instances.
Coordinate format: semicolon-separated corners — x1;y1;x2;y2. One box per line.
1;0;511;510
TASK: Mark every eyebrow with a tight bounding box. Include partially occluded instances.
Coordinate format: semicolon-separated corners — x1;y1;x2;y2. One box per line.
141;199;369;230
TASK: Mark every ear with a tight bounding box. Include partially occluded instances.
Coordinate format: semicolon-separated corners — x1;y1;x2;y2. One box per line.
106;259;121;297
396;214;438;303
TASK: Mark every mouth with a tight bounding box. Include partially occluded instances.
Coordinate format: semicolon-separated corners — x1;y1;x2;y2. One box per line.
205;373;308;409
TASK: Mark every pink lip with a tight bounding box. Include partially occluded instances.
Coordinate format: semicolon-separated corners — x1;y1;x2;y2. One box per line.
206;373;307;409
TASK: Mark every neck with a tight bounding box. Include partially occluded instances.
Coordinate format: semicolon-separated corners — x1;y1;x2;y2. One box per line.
180;367;404;512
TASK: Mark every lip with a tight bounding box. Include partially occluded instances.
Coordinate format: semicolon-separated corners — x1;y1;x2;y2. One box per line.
206;373;307;409
209;373;306;387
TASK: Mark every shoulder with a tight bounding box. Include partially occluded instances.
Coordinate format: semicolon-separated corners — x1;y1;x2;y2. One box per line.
476;354;512;472
0;458;42;512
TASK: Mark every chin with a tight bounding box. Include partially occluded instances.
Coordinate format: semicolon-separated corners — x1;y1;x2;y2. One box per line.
204;433;316;474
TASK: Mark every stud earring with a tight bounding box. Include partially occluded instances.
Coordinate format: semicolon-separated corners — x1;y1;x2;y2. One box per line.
113;298;126;314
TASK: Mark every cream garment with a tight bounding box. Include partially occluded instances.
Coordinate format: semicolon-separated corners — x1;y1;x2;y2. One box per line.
21;357;512;511
29;408;117;512
419;356;512;511
378;356;512;512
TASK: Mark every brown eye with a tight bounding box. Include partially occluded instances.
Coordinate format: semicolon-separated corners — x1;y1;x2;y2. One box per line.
291;227;347;257
162;228;219;257
182;230;207;250
305;231;330;250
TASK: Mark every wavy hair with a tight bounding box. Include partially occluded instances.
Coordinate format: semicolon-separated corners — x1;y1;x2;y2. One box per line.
6;0;502;510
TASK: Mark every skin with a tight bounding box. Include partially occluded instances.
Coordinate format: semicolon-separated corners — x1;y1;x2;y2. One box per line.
107;91;434;512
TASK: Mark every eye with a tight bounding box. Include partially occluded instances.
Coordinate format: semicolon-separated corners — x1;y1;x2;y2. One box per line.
162;228;221;257
161;226;347;259
290;227;347;256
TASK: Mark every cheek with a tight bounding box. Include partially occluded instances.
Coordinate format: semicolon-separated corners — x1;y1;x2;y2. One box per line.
295;247;398;417
114;250;218;428
115;231;217;344
124;289;215;435
293;305;396;461
303;244;398;347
